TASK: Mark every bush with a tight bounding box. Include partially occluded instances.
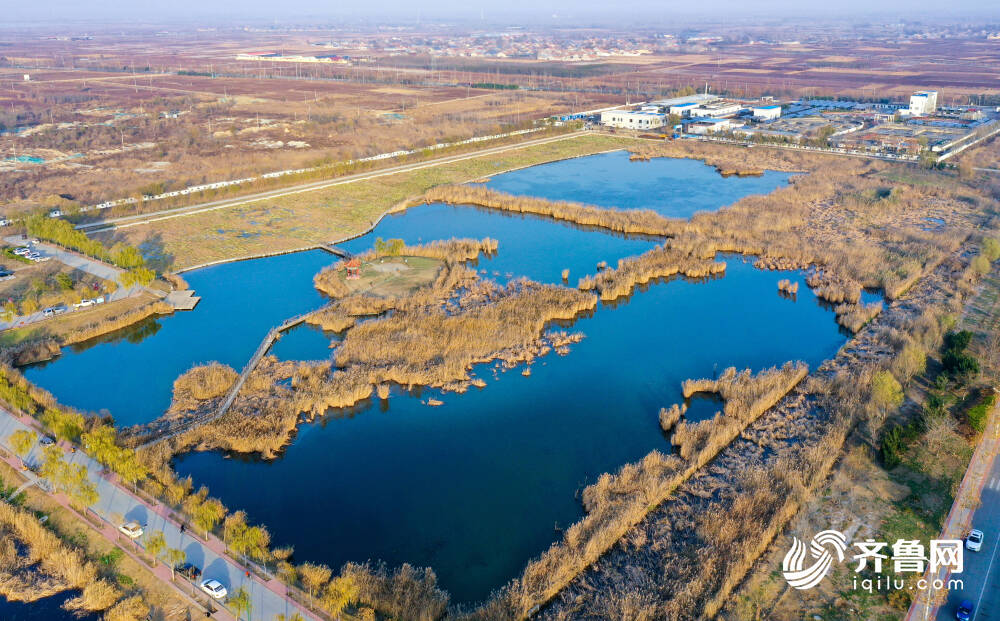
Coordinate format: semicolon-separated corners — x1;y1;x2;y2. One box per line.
942;330;980;383
983;237;1000;262
966;394;995;434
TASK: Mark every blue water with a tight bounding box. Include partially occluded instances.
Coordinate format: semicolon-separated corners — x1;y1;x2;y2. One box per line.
24;250;334;427
0;591;98;621
483;150;793;218
176;257;847;604
22;152;847;604
25;205;655;427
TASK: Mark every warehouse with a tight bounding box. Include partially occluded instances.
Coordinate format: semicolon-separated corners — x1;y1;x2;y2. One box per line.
684;117;742;134
752;105;782;120
687;101;744;118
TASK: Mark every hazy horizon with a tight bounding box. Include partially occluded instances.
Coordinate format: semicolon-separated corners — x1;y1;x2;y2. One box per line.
4;0;998;27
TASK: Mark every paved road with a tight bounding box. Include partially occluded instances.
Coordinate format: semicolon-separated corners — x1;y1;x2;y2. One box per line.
0;410;316;621
76;131;587;233
0;237;147;331
937;453;1000;621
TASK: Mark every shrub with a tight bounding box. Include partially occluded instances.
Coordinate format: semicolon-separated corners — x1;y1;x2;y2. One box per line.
966;394;995;434
942;330;980;382
880;424;905;468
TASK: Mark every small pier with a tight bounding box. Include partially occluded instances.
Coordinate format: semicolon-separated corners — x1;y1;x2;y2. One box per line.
165;289;200;310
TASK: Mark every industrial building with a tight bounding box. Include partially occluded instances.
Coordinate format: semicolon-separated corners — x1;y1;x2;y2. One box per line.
669;102;701;116
908;91;938;116
686;101;744;118
752;105;782;120
648;94;718;110
600;110;666;130
684;117;742;135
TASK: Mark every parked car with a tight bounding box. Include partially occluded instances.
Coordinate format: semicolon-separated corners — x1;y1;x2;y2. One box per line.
957;599;974;621
42;306;67;317
12;247;30;256
199;578;228;599
175;562;201;581
966;529;984;552
48;209;63;218
74;299;95;309
0;218;11;226
39;436;55;446
118;521;143;539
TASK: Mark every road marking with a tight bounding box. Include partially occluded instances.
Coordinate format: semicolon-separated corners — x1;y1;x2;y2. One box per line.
973;514;1000;621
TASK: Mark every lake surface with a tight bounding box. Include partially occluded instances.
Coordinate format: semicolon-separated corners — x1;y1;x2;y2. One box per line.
24;152;841;604
483;150;794;218
0;592;98;621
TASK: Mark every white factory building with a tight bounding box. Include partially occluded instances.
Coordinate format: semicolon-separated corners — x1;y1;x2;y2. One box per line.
909;91;938;116
687;101;744;118
669;102;701;116
600;110;666;129
684;117;742;135
752;105;782;120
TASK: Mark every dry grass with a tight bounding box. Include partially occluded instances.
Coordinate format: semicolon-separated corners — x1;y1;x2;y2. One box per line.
423;184;675;236
63;300;173;346
483;363;807;618
577;238;726;301
835;300;885;333
173;362;238;401
0;501;124;613
674;363;809;460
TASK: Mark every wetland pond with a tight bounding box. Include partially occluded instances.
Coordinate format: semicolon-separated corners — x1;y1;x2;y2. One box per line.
24;153;847;603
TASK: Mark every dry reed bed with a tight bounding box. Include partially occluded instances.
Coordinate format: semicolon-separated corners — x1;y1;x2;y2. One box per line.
158;357;306;459
577;238;726;301
64;300;174;346
421;143;985;307
154;273;596;459
422;185;677;237
478;363;807;619
530;234;970;620
835;301;884;333
0;501;129;614
328;280;597;393
777;279;799;295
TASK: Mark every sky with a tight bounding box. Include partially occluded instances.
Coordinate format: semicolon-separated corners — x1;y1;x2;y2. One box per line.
5;0;996;24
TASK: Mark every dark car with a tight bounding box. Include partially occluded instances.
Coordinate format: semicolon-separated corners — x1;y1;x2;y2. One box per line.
175;562;201;581
957;599;974;621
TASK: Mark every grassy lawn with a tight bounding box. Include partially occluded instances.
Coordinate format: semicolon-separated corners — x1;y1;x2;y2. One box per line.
339;255;442;298
99;133;635;270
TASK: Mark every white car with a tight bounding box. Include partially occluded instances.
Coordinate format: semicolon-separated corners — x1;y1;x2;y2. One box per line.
967;529;984;552
12;247;30;256
199;579;228;599
118;521;143;539
74;299;95;309
0;218;11;226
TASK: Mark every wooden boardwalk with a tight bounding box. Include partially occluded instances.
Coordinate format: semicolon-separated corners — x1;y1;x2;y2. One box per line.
135;310;315;450
317;243;353;259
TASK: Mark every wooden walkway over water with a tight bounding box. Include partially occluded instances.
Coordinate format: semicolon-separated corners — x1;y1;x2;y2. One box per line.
134;310;316;450
317;244;352;259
